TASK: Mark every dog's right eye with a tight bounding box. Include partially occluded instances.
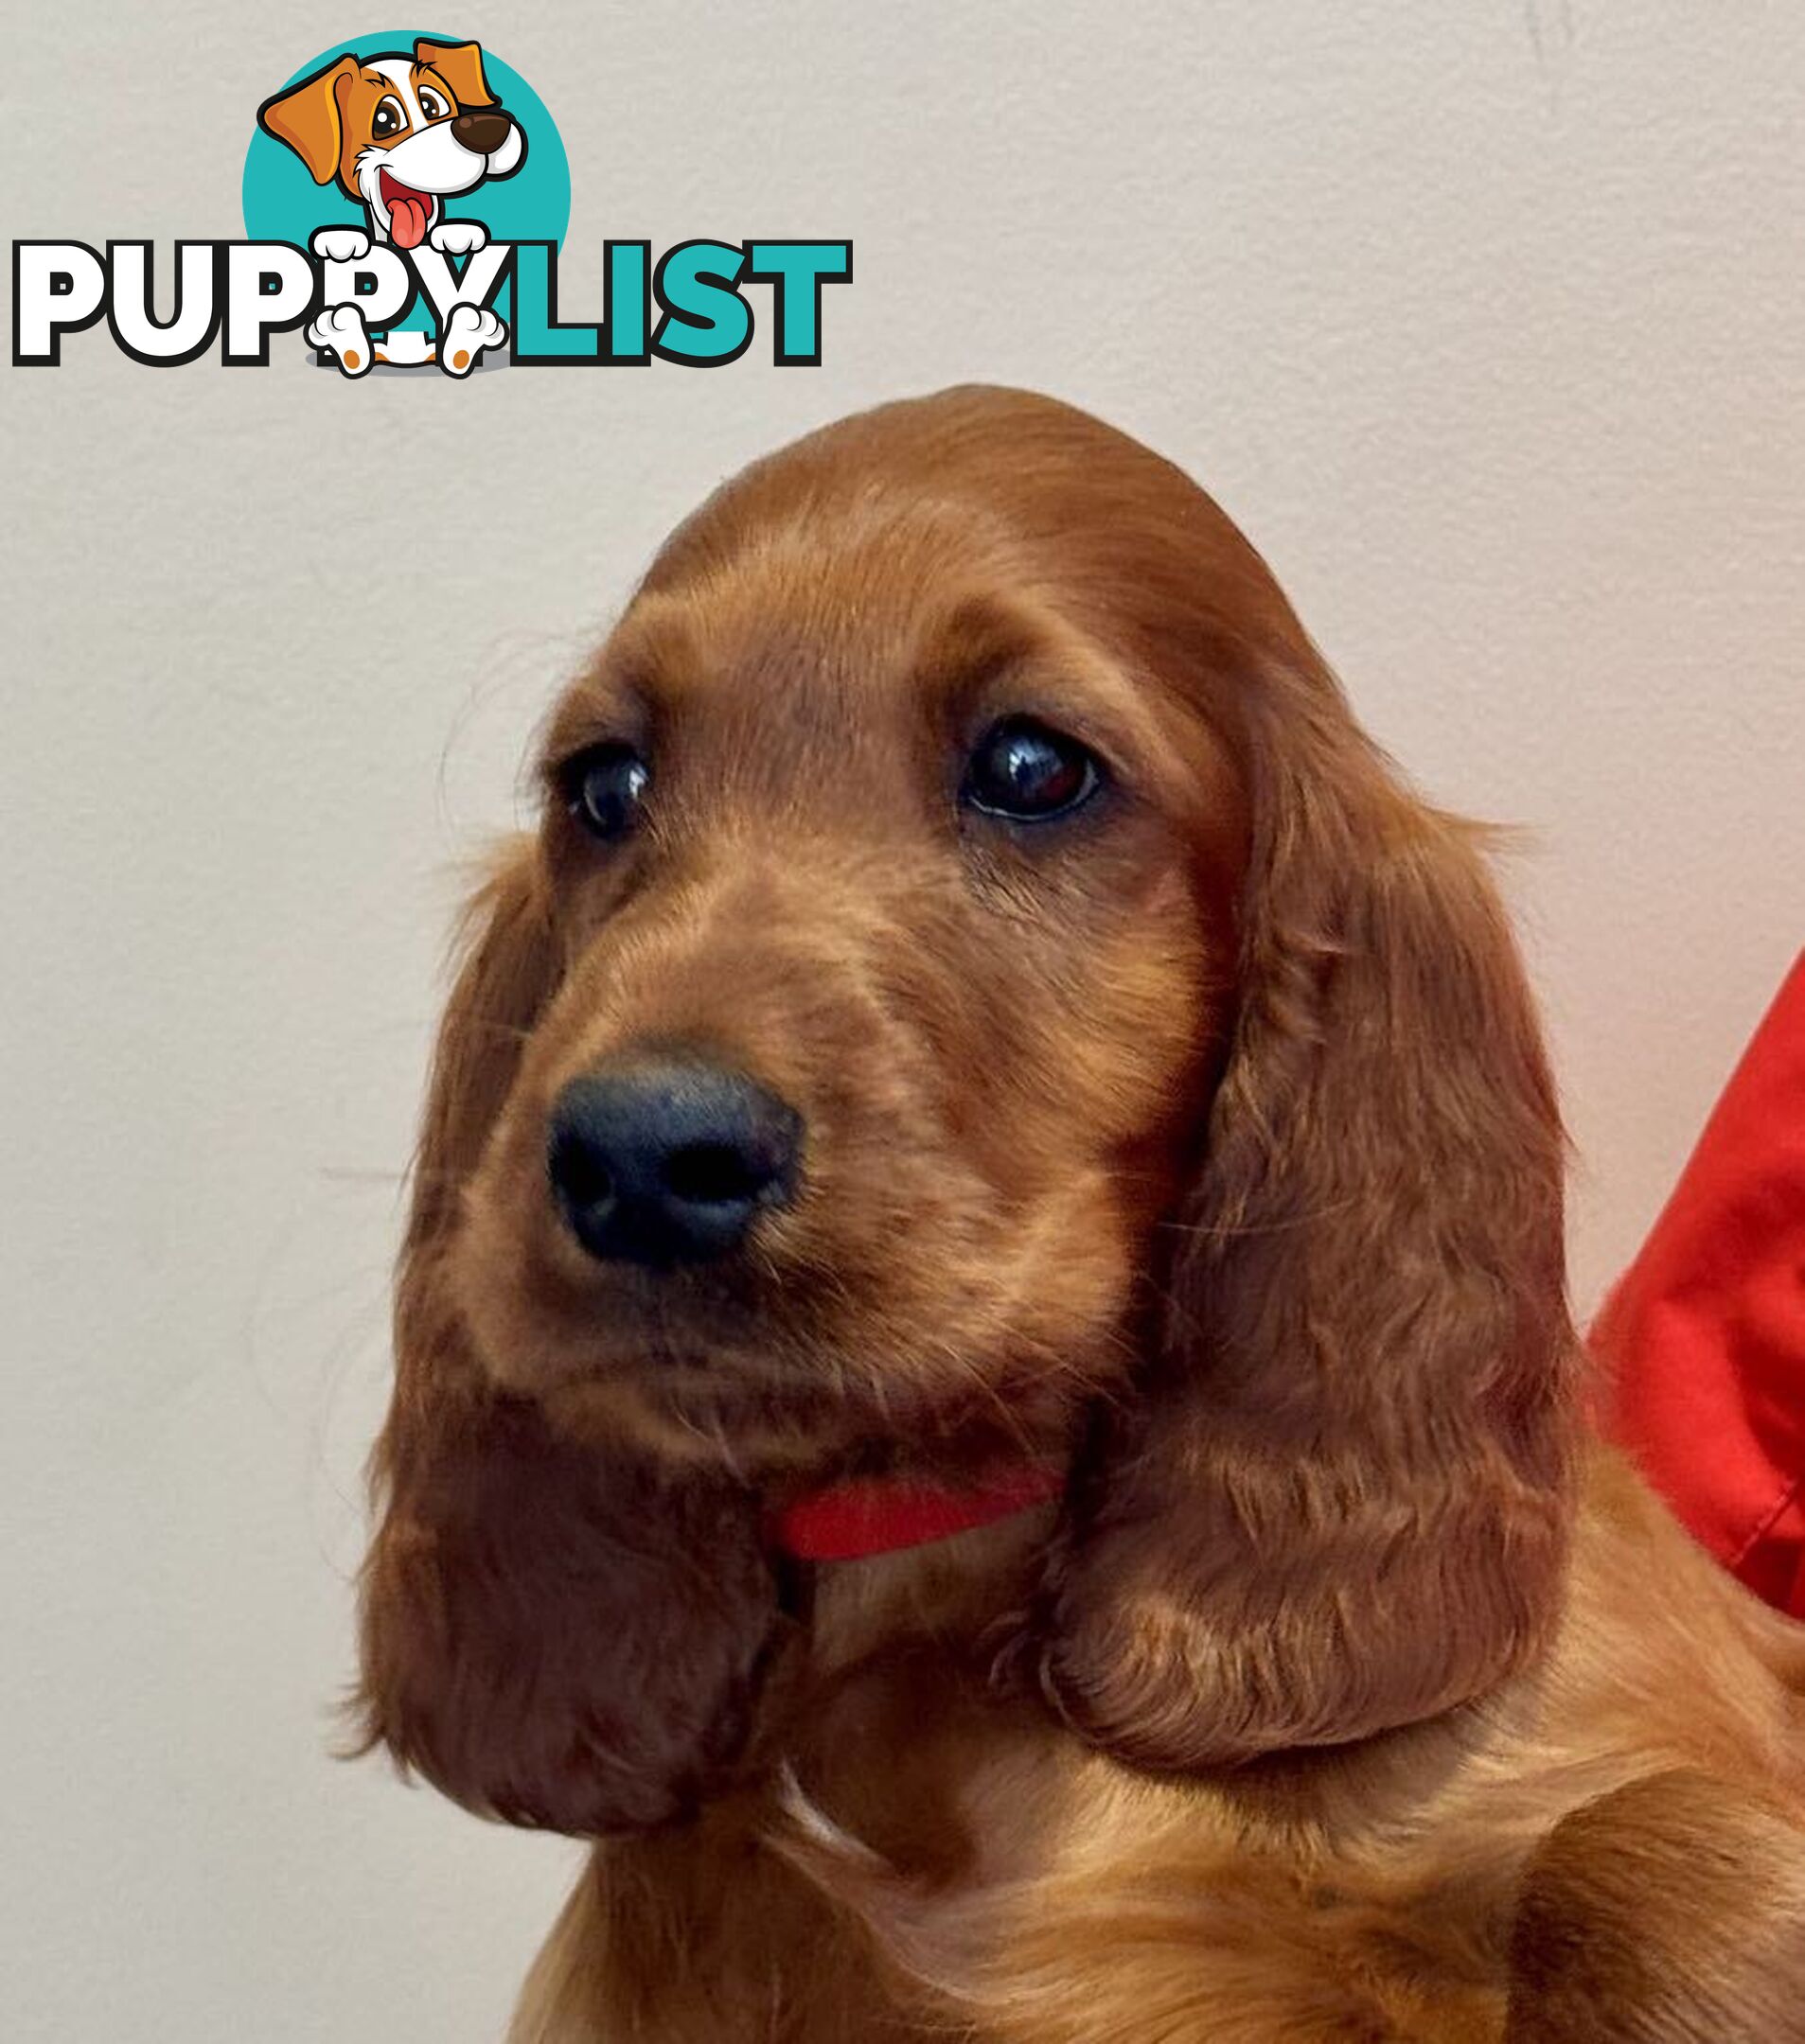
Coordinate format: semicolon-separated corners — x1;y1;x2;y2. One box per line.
372;97;406;139
962;716;1103;823
561;744;650;842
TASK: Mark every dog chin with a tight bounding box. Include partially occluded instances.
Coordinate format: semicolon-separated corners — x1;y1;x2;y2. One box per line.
519;1319;1094;1485
537;1364;861;1476
446;1276;849;1474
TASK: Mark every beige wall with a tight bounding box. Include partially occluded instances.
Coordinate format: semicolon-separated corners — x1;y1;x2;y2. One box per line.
2;4;1800;2037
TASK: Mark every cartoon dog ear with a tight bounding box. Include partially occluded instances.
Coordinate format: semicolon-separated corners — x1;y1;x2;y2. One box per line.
416;38;497;108
257;54;357;186
354;841;787;1835
1038;661;1580;1771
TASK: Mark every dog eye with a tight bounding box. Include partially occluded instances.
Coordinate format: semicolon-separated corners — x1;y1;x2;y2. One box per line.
962;717;1102;822
562;744;650;841
372;97;407;139
418;88;448;121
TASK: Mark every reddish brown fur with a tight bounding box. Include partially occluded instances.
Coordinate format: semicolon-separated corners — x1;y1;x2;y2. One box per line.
356;387;1805;2040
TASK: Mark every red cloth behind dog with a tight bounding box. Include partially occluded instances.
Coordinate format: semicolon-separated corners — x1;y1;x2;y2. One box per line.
1595;952;1805;1617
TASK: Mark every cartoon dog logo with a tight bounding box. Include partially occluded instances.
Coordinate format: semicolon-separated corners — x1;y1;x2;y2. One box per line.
257;38;523;369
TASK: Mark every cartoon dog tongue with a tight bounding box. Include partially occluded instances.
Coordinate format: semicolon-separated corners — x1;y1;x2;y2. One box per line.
382;177;433;250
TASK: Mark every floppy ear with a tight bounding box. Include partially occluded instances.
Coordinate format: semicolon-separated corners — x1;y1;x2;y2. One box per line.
257;56;356;185
416;38;497;108
354;843;785;1834
1040;668;1580;1769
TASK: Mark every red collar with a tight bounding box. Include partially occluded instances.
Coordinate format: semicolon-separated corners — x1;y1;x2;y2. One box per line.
770;1463;1066;1562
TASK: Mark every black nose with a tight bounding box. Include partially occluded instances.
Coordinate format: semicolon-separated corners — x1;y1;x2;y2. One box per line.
547;1061;802;1267
452;109;513;155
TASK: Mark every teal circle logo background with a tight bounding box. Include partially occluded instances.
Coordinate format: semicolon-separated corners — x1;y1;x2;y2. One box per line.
241;32;570;335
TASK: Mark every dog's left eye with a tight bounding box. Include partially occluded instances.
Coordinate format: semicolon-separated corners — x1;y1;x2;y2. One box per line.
418;88;449;120
562;744;650;841
962;717;1103;822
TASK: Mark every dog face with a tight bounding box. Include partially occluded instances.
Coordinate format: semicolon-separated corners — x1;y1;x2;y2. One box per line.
359;388;1577;1836
257;39;524;248
453;483;1248;1474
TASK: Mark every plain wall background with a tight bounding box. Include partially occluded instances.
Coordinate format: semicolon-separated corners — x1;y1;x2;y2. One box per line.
3;4;1800;2037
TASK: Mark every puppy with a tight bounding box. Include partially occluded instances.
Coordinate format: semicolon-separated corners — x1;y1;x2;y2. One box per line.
258;38;522;370
355;387;1805;2042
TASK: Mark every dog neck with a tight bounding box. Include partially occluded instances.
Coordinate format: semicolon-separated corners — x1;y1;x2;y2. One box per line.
798;1487;1062;1680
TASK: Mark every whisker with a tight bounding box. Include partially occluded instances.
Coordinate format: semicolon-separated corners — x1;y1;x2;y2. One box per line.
1151;1195;1366;1242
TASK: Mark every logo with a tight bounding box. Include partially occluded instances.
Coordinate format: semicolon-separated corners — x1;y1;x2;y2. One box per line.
13;32;853;376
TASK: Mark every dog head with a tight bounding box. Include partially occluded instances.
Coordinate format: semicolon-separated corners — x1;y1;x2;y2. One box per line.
355;387;1580;1834
257;39;524;248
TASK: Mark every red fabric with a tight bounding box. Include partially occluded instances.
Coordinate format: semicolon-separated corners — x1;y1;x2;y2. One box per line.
1596;952;1805;1618
771;1464;1066;1562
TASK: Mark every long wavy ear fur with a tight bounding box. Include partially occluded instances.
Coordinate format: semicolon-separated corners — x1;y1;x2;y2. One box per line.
354;841;783;1834
1041;665;1580;1770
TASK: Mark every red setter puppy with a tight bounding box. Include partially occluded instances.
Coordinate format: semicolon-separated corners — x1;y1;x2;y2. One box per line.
356;387;1805;2041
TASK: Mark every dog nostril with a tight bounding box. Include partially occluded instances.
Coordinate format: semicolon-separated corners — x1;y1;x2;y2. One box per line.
664;1140;775;1207
548;1133;614;1211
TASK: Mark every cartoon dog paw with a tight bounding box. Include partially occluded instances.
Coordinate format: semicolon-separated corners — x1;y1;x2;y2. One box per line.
307;304;373;378
310;227;372;263
437;303;506;377
429;220;488;258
